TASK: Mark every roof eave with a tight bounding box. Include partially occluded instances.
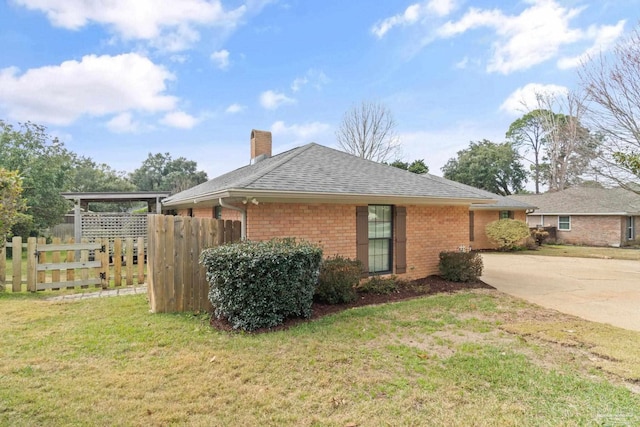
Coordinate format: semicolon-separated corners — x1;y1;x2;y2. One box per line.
162;188;493;208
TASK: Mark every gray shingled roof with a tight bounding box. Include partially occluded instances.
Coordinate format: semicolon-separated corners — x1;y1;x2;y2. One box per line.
509;187;640;215
163;143;495;206
424;174;536;210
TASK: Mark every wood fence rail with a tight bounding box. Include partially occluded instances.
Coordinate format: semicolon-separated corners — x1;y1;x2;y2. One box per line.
0;236;146;292
147;215;241;313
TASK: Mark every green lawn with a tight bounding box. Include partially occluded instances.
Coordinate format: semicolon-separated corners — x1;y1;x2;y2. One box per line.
522;244;640;261
1;290;638;426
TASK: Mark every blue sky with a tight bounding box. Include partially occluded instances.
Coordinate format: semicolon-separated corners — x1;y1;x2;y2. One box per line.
0;0;638;182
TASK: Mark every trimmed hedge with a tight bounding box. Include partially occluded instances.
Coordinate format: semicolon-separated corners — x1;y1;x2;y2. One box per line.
438;251;483;282
200;239;323;331
485;219;531;250
315;256;361;304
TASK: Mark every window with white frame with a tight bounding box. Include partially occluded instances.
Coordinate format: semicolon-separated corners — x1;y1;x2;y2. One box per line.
627;217;635;240
558;216;571;230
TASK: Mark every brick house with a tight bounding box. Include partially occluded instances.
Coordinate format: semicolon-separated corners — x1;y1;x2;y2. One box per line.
162;130;529;279
510;187;640;247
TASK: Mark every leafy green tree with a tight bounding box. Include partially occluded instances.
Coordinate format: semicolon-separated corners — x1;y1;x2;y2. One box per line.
388;159;429;174
506;109;549;194
68;156;136;193
441;140;527;196
0;121;73;230
0;169;25;247
129;153;208;193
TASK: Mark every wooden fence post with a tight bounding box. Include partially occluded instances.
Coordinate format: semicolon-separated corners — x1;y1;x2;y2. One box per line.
26;237;37;292
66;238;75;289
12;237;21;292
37;237;46;286
125;237;134;286
100;238;109;289
137;236;145;285
114;238;122;287
51;237;61;291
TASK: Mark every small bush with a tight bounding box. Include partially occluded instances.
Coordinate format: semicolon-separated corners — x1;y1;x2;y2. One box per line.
315;256;361;304
438;251;483;282
531;228;550;246
485;219;531;250
358;275;398;294
200;239;322;331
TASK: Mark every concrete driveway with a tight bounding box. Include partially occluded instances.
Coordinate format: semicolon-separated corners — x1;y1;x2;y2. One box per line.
480;253;640;332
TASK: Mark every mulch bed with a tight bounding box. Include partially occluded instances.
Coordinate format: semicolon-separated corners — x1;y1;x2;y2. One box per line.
209;276;494;333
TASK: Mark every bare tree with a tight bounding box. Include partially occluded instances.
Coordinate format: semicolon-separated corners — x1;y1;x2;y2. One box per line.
579;25;640;193
533;91;599;192
336;101;400;162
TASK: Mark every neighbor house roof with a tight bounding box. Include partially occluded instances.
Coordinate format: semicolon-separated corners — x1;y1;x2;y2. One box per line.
163;143;497;208
509;187;640;215
424;174;536;211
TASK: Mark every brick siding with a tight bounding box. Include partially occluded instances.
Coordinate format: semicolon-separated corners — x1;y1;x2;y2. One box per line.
526;214;632;247
182;201;478;279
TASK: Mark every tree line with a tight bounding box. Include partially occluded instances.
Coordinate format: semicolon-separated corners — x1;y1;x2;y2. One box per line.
0;120;208;238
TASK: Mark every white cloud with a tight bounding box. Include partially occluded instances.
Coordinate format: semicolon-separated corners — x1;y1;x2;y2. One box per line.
372;0;457;38
500;83;569;116
557;20;626;69
211;49;230;70
271;121;330;142
438;1;588;74
259;90;296;110
14;0;247;52
161;111;199;129
225;103;246;114
426;0;456;17
291;69;330;92
0;53;177;125
378;0;626;74
107;112;141;133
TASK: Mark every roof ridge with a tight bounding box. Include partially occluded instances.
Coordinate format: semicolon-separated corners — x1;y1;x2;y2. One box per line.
236;143;316;188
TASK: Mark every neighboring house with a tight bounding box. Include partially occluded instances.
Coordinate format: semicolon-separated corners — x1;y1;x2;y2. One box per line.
162;130;502;280
422;176;535;249
509;187;640;247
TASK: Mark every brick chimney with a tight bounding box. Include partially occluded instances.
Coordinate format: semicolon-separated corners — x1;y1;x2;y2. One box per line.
250;129;272;164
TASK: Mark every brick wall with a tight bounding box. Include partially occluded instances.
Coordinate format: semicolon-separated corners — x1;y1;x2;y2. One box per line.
472;210;527;250
556;215;625;247
245;203;357;260
182;201;474;280
405;205;471;278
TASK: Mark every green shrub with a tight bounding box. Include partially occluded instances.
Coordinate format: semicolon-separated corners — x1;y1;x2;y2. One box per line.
485;219;531;250
438;251;483;282
200;239;323;331
358;275;398;294
315;256;361;304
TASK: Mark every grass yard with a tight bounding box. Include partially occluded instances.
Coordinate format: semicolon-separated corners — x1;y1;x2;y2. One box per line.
525;244;640;261
1;290;639;426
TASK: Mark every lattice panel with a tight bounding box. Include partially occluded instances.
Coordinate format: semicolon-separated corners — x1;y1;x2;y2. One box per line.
81;213;148;243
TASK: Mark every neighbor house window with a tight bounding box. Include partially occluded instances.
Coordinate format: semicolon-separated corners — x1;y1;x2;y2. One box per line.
500;210;514;219
368;205;393;273
558;216;571;230
469;211;475;242
627;217;635;240
214;206;222;219
187;208;193;217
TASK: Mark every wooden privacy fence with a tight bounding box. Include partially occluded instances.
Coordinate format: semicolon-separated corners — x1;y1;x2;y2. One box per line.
147;214;241;313
0;236;146;292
